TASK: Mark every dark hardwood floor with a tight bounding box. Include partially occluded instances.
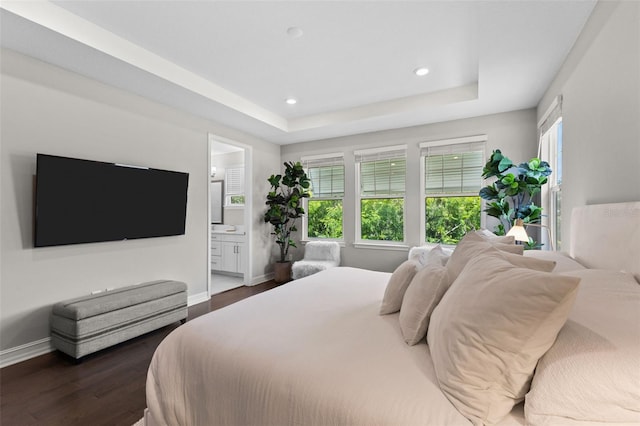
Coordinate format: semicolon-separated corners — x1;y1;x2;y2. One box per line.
0;280;283;426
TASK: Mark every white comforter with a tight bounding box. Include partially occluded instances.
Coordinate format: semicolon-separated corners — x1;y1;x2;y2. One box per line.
146;267;524;426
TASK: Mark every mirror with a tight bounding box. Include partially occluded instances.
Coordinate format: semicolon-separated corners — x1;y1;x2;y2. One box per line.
211;180;224;224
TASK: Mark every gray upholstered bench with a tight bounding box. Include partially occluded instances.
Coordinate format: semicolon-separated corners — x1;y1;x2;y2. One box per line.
51;280;187;360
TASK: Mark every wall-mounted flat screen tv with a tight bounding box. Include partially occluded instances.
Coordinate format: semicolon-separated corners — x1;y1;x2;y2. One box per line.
34;154;189;248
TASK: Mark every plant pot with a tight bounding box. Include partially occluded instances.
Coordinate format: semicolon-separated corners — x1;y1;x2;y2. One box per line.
274;261;292;284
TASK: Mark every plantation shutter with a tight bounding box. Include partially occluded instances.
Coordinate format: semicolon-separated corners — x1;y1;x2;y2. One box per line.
225;167;244;195
355;146;406;197
420;137;485;196
302;154;344;198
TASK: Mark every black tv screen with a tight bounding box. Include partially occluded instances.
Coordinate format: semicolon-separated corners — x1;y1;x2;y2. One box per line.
34;154;189;247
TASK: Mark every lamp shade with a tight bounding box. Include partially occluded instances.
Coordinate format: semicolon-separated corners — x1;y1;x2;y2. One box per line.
506;219;530;243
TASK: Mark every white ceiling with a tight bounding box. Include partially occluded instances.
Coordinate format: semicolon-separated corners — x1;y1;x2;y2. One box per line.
0;1;596;145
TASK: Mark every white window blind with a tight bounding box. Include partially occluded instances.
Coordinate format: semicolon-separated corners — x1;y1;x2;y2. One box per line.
225;167;244;195
355;146;406;196
420;139;485;195
302;154;344;198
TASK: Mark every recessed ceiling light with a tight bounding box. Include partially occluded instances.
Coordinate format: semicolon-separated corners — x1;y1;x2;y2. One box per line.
285;98;297;105
287;27;304;39
414;67;430;76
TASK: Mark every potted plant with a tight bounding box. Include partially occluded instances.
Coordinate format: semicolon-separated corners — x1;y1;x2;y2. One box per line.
264;161;311;282
479;149;552;248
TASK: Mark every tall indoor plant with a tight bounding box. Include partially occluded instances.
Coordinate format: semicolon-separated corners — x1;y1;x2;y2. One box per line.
264;161;311;281
479;149;552;248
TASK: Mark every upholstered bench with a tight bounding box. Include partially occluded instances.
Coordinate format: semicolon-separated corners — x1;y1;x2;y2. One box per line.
51;280;187;360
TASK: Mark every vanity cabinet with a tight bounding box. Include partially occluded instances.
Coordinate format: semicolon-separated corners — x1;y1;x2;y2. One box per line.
211;233;244;273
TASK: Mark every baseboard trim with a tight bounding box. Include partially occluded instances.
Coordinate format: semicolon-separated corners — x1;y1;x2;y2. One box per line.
188;291;210;306
0;337;54;369
249;273;274;286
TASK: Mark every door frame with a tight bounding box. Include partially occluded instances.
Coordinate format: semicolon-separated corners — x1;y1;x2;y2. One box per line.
207;134;253;297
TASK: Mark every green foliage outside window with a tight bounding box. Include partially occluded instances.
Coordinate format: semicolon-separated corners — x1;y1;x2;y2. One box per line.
360;198;404;241
307;195;479;244
426;197;481;245
308;199;343;238
230;195;245;205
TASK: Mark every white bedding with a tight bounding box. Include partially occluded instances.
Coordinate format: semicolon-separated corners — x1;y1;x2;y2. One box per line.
147;202;640;426
146;267;524;426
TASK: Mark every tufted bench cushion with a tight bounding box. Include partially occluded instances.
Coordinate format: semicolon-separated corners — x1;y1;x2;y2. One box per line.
51;280;187;359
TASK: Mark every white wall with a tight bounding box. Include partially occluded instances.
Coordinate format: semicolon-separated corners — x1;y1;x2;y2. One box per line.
281;108;537;272
0;49;280;363
537;0;640;248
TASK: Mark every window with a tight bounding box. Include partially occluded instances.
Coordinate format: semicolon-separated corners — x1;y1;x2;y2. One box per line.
302;154;345;240
225;166;244;207
420;137;485;245
355;146;406;243
539;96;563;250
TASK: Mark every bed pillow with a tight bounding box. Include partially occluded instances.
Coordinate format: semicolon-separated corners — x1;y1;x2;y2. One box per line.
427;250;580;425
523;250;586;273
408;244;453;268
422;244;450;268
446;231;524;282
398;264;448;345
525;269;640;425
379;260;420;315
475;229;515;243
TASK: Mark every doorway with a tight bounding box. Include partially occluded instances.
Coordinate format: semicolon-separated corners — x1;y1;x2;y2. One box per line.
208;134;252;296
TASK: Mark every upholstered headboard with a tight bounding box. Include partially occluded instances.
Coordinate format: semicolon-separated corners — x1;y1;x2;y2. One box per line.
570;202;640;281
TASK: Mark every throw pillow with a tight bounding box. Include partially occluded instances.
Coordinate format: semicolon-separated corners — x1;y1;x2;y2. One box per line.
399;263;448;345
379;260;420;315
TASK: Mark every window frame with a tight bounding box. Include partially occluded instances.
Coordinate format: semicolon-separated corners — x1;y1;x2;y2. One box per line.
419;136;487;246
538;95;563;250
301;153;345;242
540;116;563;251
354;145;407;247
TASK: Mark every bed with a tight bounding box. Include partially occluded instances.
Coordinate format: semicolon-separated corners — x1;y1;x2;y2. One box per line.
145;202;640;426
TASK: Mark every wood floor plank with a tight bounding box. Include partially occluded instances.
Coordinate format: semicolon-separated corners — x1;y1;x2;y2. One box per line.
0;280;280;426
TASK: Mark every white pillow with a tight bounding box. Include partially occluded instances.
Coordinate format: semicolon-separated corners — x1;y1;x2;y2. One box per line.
379;260;420;315
399;264;448;345
446;231;524;283
427;250;580;425
408;244;452;268
525;269;640;425
422;244;450;268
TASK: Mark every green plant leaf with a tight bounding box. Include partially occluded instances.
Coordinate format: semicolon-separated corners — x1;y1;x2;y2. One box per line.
479;185;499;200
498;156;512;172
481;150;553;243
